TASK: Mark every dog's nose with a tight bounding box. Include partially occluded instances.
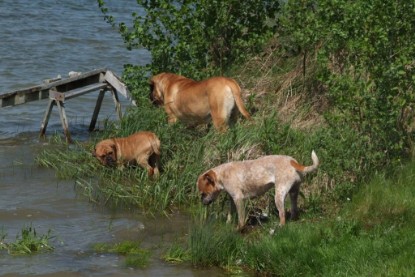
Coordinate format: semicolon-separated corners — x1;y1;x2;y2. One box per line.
201;194;212;205
105;156;116;167
203;199;213;205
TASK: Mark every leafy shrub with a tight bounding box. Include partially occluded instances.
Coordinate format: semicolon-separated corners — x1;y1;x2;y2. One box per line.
97;0;280;100
279;0;415;174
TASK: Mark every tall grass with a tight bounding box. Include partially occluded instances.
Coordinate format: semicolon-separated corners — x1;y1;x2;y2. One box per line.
37;100;300;213
34;36;415;275
0;225;54;255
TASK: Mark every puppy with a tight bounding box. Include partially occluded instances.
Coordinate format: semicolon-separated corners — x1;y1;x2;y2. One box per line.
150;72;251;132
197;151;319;230
93;131;161;177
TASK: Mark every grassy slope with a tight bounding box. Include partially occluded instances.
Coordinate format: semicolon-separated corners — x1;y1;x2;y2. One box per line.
167;160;415;276
36;38;415;275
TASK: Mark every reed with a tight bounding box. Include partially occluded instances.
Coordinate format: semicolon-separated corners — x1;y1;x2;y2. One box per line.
0;225;54;255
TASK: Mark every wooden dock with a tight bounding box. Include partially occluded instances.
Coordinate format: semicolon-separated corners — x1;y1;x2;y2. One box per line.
0;68;132;143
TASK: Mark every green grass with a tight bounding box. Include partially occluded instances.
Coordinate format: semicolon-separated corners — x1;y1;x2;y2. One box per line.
164;160;415;276
0;225;54;255
92;240;151;269
34;36;415;276
36;105;335;213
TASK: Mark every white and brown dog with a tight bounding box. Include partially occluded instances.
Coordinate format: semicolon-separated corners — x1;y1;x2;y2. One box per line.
92;131;161;177
150;73;251;132
197;151;319;230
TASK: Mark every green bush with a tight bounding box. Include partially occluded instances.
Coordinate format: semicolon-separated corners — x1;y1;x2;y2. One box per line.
97;0;279;100
278;0;415;174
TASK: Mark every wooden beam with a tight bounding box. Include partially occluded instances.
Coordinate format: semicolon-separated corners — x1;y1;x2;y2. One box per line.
39;99;55;139
89;89;107;132
56;101;72;143
104;70;131;99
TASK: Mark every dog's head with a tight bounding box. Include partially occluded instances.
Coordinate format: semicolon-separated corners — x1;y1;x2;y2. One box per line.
92;139;117;167
197;170;221;205
149;74;165;106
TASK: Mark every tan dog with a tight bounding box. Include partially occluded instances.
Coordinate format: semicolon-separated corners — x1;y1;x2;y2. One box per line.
93;131;161;177
197;151;319;230
150;73;251;132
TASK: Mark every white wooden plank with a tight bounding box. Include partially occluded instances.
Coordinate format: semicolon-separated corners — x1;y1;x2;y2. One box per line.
104;70;131;99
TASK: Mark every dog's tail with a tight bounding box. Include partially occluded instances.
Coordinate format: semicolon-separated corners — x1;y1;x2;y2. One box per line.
290;150;319;174
148;134;161;156
228;79;251;120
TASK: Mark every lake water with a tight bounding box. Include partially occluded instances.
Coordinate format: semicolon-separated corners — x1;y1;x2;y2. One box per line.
0;1;225;276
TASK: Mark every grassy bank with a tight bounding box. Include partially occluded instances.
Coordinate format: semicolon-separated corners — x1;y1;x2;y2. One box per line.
165;160;415;276
35;38;415;275
35;0;415;274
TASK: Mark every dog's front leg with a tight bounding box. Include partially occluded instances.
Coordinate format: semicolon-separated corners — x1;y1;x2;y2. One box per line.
164;106;178;124
226;198;236;224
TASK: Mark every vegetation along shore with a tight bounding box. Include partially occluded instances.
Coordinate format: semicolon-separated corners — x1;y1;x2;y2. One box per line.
36;0;415;275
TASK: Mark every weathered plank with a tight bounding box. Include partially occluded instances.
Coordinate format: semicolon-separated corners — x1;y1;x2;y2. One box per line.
0;68;109;108
1;68;132;143
104;70;131;99
55;83;109;101
0;86;46;108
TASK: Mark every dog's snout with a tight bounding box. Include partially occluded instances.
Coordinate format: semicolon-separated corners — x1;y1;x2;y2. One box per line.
105;155;116;167
201;193;213;205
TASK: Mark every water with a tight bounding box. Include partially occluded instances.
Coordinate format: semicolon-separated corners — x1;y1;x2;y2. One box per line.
0;1;224;276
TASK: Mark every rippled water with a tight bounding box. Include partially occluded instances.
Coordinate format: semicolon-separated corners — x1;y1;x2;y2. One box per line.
0;0;146;140
0;1;224;276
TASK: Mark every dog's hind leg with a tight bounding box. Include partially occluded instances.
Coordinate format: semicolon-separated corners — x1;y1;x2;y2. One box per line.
148;153;160;177
275;185;290;226
211;110;228;132
137;155;154;176
210;92;234;132
288;182;300;221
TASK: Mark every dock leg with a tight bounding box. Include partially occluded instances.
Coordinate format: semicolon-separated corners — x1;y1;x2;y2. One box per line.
111;89;122;120
39;98;54;140
89;89;106;132
56;100;72;143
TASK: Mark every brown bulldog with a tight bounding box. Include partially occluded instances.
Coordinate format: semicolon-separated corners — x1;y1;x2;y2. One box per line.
92;131;161;177
150;73;251;132
197;151;319;230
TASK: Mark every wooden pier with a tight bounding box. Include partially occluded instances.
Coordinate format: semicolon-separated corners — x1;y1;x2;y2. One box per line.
0;68;132;143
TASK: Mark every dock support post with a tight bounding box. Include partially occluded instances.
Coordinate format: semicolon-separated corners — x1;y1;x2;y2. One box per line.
40;98;54;139
56;100;72;143
111;88;122;121
89;89;106;132
40;90;72;143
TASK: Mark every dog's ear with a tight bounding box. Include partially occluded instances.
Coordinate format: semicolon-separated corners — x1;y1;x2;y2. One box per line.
110;143;117;157
149;81;154;92
203;170;216;186
149;80;156;103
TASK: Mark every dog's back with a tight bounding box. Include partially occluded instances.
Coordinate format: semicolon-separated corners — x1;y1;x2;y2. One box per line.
212;153;318;199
